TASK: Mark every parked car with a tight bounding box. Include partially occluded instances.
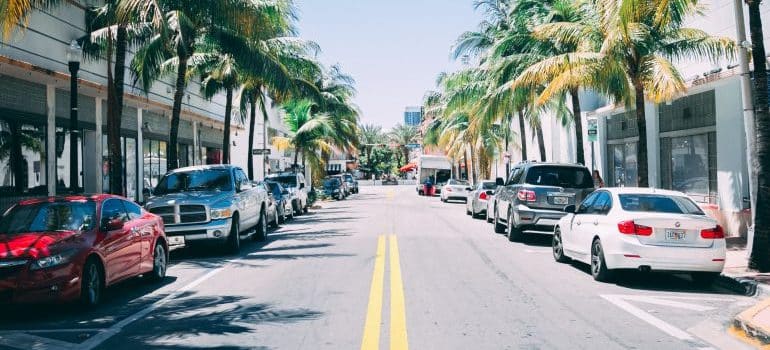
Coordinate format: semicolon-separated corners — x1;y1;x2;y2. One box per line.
146;165;269;253
486;189;497;223
332;175;350;197
323;177;346;200
492;162;594;242
255;182;281;228
0;195;168;306
343;173;359;194
553;188;725;285
440;179;471;202
267;172;309;216
466;180;497;219
265;181;293;223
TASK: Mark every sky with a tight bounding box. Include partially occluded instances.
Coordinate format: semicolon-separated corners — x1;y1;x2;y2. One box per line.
295;0;482;130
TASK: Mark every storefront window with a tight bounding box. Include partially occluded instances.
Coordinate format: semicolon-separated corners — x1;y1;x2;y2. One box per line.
143;139;168;189
101;135;138;200
661;133;716;198
205;147;222;165
607;142;638;187
55;127;84;192
178;144;192;168
0;119;46;194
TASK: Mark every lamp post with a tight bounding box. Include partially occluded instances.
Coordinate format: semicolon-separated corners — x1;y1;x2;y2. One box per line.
67;40;82;193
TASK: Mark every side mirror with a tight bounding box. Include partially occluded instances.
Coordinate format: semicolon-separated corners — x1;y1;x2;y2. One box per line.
495;177;505;186
466;187;473;191
564;205;576;214
103;218;124;231
300;183;306;189
485;190;494;196
143;187;153;198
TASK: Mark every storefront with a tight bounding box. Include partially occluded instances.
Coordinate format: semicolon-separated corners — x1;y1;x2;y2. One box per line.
605;110;638;187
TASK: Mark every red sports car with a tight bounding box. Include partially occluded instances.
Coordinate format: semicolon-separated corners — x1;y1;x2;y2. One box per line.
0;194;168;306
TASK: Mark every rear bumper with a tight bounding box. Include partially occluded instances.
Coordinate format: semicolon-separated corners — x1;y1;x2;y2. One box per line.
163;218;233;247
514;205;567;233
603;237;726;272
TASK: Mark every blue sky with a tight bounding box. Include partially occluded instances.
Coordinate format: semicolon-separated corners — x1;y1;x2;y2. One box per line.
296;0;481;129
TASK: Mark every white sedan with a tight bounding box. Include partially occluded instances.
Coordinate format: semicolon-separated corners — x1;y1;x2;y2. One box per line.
552;188;725;285
440;179;471;202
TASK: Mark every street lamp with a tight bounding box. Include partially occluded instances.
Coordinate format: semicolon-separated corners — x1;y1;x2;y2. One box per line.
66;40;82;192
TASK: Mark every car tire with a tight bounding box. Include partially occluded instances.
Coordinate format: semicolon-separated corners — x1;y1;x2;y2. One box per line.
466;206;472;215
80;259;103;307
486;210;493;223
227;217;241;253
278;206;286;224
591;239;614;282
254;210;267;241
288;205;295;220
303;202;309;214
507;210;523;242
271;209;280;228
494;208;506;234
691;272;720;286
149;242;168;282
552;228;570;263
294;200;302;216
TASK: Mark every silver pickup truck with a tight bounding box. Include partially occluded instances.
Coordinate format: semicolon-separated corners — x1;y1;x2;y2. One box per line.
145;165;269;253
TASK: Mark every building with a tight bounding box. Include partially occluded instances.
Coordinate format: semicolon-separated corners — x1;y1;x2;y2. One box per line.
404;106;422;126
0;2;291;210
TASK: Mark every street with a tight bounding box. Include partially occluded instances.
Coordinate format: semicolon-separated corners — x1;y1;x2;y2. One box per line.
0;186;757;350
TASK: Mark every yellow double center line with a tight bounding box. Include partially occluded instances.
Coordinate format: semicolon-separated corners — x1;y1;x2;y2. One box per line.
361;235;408;350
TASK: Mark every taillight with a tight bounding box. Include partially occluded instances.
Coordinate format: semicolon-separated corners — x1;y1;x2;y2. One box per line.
517;190;536;202
617;220;653;236
479;192;488;200
701;225;725;239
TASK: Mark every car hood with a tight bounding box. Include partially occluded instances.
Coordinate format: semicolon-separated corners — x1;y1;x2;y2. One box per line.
147;191;231;207
0;231;77;259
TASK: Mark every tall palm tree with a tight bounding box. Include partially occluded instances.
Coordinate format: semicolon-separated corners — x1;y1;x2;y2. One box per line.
0;0;61;41
359;123;385;175
388;124;419;166
518;0;735;187
746;0;770;271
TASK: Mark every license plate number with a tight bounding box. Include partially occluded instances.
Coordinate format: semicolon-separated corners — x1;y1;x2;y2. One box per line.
665;230;686;240
169;236;185;245
552;196;568;205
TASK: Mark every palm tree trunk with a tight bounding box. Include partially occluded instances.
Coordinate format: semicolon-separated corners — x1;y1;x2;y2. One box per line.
634;81;649;188
535;123;546;162
518;109;528;161
293;147;300;170
260;91;269;179
222;87;233;164
747;0;770;271
168;57;188;171
505;114;511;178
464;148;470;180
569;88;585;165
108;25;126;196
247;92;257;179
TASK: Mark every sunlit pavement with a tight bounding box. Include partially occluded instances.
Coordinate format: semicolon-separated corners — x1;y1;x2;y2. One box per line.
0;186;759;349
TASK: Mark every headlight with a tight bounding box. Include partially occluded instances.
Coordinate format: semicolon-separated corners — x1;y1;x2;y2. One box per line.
210;208;233;219
30;250;76;271
333;189;340;193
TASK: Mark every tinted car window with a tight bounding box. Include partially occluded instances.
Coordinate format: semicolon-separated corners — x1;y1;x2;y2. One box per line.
269;175;298;188
590;192;612;214
508;168;524;185
481;182;497;190
525;166;593;188
102;199;129;223
448;179;470;186
0;201;96;234
324;178;341;187
155;169;233;195
124;200;143;220
618;194;705;215
577;192;599;214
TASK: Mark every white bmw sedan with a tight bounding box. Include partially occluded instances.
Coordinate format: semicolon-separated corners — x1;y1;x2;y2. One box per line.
552;188;725;285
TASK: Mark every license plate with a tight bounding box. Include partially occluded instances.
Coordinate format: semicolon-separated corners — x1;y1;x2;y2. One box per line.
665;229;686;240
552;196;568;205
168;236;185;245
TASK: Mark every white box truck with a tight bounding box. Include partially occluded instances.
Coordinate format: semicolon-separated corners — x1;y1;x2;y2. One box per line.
416;155;452;195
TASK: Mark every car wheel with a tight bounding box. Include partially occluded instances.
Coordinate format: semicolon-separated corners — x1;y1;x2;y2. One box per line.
466;206;472;215
552;228;570;263
227;217;241;253
294;200;302;216
691;272;720;286
149;242;168;282
591;239;613;282
486;209;493;223
80;259;103;307
303;202;309;214
254;210;267;241
271;209;280;228
494;208;506;234
278;206;286;224
507;210;523;242
288;205;295;220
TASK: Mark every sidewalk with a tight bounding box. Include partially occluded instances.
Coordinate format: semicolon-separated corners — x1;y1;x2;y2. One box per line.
723;237;770;347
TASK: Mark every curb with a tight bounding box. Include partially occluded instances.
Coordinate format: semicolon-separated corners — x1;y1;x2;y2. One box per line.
733;297;770;346
716;274;764;297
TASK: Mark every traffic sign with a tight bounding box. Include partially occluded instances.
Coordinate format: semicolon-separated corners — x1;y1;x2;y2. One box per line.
252;149;272;155
587;118;598;142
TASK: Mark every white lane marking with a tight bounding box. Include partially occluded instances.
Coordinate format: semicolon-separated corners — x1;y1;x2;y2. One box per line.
620;295;716;312
79;263;229;349
601;294;695;341
0;331;77;349
0;328;105;333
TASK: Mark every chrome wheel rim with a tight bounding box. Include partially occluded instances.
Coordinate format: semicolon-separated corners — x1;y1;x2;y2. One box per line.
154;244;166;278
553;232;562;257
591;243;601;275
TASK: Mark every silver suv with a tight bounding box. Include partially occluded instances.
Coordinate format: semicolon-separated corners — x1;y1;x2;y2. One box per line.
267;172;309;215
145;165;269;253
492;162;595;242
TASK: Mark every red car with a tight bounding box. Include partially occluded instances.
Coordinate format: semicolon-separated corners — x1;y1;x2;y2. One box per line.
0;194;168;306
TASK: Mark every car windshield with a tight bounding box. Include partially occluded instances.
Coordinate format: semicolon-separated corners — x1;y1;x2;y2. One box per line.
448;179;470;186
525;166;593;188
344;175;354;182
0;201;96;234
481;182;497;189
618;194;705;215
269;175;298;188
154;169;233;195
324;178;341;187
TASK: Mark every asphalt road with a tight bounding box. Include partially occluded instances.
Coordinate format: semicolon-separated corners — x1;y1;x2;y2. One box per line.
0;185;758;350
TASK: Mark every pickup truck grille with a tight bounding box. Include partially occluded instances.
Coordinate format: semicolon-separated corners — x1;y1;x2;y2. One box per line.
150;205;208;225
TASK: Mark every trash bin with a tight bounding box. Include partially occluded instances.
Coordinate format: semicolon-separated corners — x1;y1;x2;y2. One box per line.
423;183;435;196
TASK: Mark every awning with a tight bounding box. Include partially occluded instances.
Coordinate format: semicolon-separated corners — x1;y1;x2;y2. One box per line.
399;163;417;172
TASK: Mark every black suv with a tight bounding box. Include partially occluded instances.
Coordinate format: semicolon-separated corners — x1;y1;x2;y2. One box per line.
492;162;594;242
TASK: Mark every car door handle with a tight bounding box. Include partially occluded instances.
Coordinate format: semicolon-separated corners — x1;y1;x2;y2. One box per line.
593;221;599;225
576;220;581;225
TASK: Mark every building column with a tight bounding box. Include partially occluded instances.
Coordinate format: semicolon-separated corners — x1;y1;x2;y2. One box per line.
46;85;56;196
192;121;199;165
94;98;103;193
137;108;144;203
645;101;660;187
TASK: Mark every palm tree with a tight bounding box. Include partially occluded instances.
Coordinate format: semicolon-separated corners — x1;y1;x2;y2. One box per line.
519;0;735;187
388;124;419;167
746;0;770;271
0;0;62;41
359;123;385;175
